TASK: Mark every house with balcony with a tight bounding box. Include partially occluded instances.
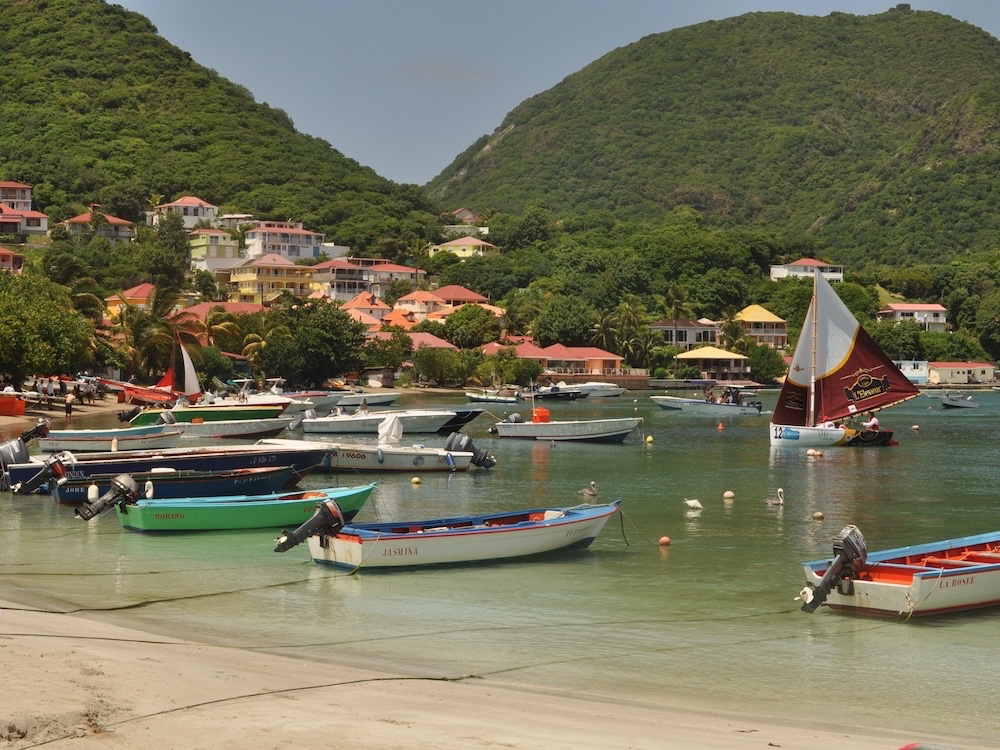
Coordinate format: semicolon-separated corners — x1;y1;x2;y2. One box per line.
149;195;218;229
244;221;323;261
59;205;134;243
427;235;498;259
433;284;489;306
228;253;315;303
0;247;24;275
0;181;49;237
769;257;844;283
309;258;374;302
648;317;717;351
735;305;787;349
877;303;948;332
188;228;242;283
341;291;392;321
676;346;751;381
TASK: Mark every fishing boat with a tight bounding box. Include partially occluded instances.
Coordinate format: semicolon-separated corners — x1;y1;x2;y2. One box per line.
799;524;1000;618
651;385;764;415
573;381;626;398
123;402;289;426
261;416;496;472
75;478;377;532
491;408;642;443
770;271;921;447
274;500;620;570
466;388;521;404
37;425;184;453
300;408;457;435
4;442;329;494
172;416;295;439
53;465;297;504
940;392;978;409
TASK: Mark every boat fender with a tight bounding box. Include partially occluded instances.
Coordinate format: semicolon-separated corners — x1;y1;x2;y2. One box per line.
446;452;456;470
74;474;140;521
87;483;99;502
376;448;384;464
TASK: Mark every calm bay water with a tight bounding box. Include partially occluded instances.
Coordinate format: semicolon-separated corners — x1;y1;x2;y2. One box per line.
3;389;1000;744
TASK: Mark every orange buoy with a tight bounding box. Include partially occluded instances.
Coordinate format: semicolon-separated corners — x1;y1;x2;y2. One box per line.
659;536;671;546
717;422;724;431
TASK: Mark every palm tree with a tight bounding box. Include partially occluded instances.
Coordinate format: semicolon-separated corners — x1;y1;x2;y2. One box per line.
662;286;695;350
242;324;293;380
176;305;242;348
589;311;618;351
716;307;745;351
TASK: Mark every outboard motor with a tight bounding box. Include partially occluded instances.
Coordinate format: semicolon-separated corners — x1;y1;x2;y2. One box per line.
443;432;497;469
274;500;346;553
288;408;317;431
504;412;525;424
799;525;868;613
74;475;140;521
117;406;142;423
10;450;76;495
156;410;177;425
0;420;49;473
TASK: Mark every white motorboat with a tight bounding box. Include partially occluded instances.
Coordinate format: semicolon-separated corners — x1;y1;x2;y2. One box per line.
300;408;456;434
491;407;641;443
571;381;625;398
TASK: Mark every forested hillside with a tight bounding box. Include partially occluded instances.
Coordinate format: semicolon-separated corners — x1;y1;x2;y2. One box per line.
429;8;1000;267
0;0;437;253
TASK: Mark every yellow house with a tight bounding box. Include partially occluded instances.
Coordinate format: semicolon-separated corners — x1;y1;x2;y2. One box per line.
105;282;155;319
735;305;787;349
677;346;751;381
228;253;315;303
427;235;498;259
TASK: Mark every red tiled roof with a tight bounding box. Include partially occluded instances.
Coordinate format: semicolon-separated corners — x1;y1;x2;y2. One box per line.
787;257;834;267
369;331;457;350
880;303;947;312
65;211;132;226
434;284;488;303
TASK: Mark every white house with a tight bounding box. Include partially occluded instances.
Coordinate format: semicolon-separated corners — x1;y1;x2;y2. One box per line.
877;303;948;332
893;360;929;385
244;221;323;260
150;195;218;229
769;257;844;283
928;361;996;385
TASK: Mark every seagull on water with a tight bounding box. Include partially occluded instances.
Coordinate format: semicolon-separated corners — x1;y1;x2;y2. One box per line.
765;488;785;506
578;481;598;497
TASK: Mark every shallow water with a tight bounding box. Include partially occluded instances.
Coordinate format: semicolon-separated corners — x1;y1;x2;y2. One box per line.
3;389;1000;744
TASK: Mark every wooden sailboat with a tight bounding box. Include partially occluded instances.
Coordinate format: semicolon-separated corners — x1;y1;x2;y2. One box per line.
769;271;920;447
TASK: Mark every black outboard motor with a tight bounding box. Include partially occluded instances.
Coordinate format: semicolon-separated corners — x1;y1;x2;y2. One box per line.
74;475;140;521
443;432;497;469
0;420;49;474
117;406;142;423
800;525;868;613
288;408;317;431
10;450;76;495
274;500;346;553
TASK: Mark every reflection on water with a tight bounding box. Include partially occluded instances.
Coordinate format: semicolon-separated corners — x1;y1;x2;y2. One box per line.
2;390;1000;744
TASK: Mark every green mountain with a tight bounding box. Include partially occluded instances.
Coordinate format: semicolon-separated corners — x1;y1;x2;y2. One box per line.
428;9;1000;267
0;0;436;253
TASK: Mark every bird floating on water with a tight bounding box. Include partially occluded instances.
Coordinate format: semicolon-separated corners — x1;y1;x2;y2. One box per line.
684;498;703;509
765;488;785;506
578;481;598;497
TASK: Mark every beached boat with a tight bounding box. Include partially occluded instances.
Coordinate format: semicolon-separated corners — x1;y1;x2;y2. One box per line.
37;425;184;453
53;465;297;504
940;392;978;409
4;442;328;494
491;408;642;443
75;478;377;532
261;416;496;472
799;524;1000;618
651;385;764;415
770;271;920;447
300;408;457;435
274;500;620;570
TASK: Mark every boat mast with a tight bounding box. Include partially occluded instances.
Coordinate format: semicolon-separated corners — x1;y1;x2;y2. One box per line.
807;270;818;427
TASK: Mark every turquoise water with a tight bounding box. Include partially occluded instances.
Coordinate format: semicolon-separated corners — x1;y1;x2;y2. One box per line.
3;390;1000;744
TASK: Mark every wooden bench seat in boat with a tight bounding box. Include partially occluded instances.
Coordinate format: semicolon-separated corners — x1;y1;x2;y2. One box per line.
920;556;983;568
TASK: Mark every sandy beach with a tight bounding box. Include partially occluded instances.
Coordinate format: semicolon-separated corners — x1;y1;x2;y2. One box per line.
0;394;991;750
3;596;977;750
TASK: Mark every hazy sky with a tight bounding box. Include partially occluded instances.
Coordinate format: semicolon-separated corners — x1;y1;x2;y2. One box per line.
114;1;1000;186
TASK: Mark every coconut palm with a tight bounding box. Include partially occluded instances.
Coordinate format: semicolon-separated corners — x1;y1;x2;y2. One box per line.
241;324;293;379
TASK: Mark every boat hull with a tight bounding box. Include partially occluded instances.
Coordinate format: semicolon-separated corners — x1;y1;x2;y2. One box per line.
493;417;642;443
651;396;763;415
769;423;893;447
115;483;375;532
6;445;328;491
130;405;287;425
301;409;456;434
306;501;619;570
258;438;475;473
575;382;625;398
802;530;1000;617
37;429;184;453
336;391;401;408
54;466;297;503
176;417;294;439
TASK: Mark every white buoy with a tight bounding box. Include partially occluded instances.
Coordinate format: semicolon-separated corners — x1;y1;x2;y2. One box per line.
411;476;421;485
911;425;920;431
723;490;735;499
